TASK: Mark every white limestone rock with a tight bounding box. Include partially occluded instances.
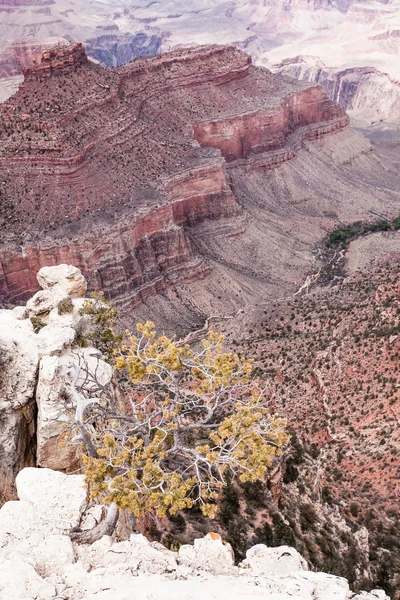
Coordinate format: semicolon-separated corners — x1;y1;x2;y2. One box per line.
37;264;87;297
298;571;349;599
0;556;56;600
37;323;76;355
36;348;112;470
352;592;390;600
32;533;75;576
27;264;87;318
178;532;235;574
0;468;391;600
245;544;308;576
16;467;86;531
81;533;178;575
130;535;178;574
0;309;39;502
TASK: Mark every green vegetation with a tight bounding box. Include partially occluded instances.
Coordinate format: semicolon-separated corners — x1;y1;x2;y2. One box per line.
30;316;46;333
78;292;122;363
70;320;289;520
57;296;74;315
327;217;397;248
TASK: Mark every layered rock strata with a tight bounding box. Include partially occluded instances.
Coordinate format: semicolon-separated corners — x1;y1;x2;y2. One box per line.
23;42;87;81
0;43;351;313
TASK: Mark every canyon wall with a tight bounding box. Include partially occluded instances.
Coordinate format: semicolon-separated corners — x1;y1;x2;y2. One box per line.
193;86;348;161
0;158;240;306
0;43;358;317
0;0;398;126
271;58;400;125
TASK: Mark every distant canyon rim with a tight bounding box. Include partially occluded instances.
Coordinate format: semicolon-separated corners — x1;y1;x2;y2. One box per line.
0;0;399;127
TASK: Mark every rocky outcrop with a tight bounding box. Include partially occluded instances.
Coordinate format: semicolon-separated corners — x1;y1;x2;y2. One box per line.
23;42;87;81
0;265;110;500
27;264;87;317
0;466;389;600
0;309;38;504
193;85;348;161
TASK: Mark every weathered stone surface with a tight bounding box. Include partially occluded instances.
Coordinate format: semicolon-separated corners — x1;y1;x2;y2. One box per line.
0;468;390;600
178;532;235;574
0;309;38;503
24;42;87;81
15;467;86;530
245;544;308;576
36;347;112;470
0;266;98;498
27;264;87;317
37;264;87;297
0;556;56;600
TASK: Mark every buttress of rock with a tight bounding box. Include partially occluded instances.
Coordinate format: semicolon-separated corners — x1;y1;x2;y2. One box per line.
0;264;111;504
26;264;87;320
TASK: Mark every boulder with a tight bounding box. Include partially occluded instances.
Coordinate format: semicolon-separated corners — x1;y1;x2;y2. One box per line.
178;532;235;574
36;348;113;470
15;467;86;531
37;264;87;298
245;544;308;576
27;264;87;318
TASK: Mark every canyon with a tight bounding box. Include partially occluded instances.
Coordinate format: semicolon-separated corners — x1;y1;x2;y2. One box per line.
1;42;400;335
0;1;399;125
0;264;398;595
0;37;400;599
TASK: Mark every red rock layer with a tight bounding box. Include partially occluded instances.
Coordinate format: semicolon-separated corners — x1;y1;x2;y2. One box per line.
0;160;240;305
193;86;348;161
0;43;349;309
23;42;87;81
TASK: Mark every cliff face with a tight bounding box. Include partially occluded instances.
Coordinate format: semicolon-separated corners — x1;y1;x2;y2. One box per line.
271;59;400;126
23;42;87;80
0;43;359;319
193;86;348;161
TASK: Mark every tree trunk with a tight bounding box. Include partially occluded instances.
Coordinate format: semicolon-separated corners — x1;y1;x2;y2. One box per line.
69;502;119;544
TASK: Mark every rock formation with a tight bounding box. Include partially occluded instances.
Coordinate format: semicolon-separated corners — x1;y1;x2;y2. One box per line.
1;42;400;333
0;466;389;600
23;42;87;81
0;264;110;502
1;0;398;124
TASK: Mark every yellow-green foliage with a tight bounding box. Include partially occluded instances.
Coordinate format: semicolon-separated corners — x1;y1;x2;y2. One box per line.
83;321;288;518
78;292;122;363
57;296;74;315
30;316;46;333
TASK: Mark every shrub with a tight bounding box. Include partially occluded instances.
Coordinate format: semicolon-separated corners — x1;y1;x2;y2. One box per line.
57;296;74;315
